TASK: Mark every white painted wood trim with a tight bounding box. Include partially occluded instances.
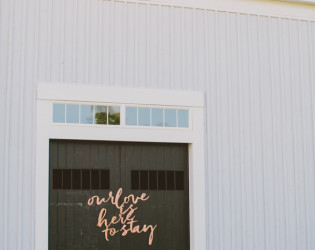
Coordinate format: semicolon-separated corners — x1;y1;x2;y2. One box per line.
35;84;206;250
37;83;204;108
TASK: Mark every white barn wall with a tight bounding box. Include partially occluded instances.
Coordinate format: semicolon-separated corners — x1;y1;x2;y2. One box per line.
0;0;315;249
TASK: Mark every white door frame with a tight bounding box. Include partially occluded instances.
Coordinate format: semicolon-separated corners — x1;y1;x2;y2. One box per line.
36;83;206;250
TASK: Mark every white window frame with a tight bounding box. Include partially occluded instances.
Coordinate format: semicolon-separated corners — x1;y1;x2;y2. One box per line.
36;83;206;250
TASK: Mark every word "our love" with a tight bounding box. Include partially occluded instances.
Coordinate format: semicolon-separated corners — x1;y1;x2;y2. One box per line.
87;188;157;245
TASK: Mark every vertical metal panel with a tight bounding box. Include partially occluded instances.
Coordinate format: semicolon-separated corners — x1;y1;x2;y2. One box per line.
0;0;10;248
1;0;315;249
7;0;22;250
137;4;147;87
281;18;296;250
184;8;194;89
100;0;111;85
63;0;75;82
113;2;124;85
298;20;314;250
269;16;287;250
173;7;183;89
229;12;242;250
147;4;158;87
308;20;315;250
160;5;171;88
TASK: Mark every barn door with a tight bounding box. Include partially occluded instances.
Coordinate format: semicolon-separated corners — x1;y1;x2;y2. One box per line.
49;140;189;250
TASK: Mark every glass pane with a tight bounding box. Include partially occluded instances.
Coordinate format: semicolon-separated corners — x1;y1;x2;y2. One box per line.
175;171;184;190
108;106;120;125
149;171;157;190
91;170;100;190
80;105;93;124
167;171;175;190
140;170;149;189
126;107;137;125
82;170;90;189
53;104;65;123
138;108;150;126
178;109;189;128
72;170;81;189
151;108;163;127
164;109;176;127
131;171;139;190
53;169;62;189
66;104;79;123
63;170;71;189
158;171;166;190
100;170;109;189
94;106;107;124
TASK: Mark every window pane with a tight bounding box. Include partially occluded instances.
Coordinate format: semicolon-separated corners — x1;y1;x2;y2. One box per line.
164;109;176;127
91;170;100;190
175;171;184;190
53;104;65;123
72;170;81;189
100;170;110;189
66;104;79;123
158;171;166;190
140;170;149;189
126;107;137;125
63;170;71;189
94;106;107;124
178;109;189;128
152;108;163;127
53;169;62;189
167;171;175;190
80;105;93;124
131;171;139;190
82;170;90;189
138;108;150;126
108;106;120;125
149;171;157;190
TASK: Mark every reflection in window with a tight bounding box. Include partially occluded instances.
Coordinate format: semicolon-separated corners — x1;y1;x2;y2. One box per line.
53;104;65;123
164;109;176;127
94;106;107;124
138;108;150;126
53;103;121;126
108;106;120;125
152;108;163;127
125;106;189;128
66;104;79;123
126;107;137;125
52;103;188;128
178;110;189;128
80;105;94;124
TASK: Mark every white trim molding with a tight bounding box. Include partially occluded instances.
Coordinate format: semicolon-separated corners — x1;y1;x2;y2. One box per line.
35;83;206;250
37;83;204;108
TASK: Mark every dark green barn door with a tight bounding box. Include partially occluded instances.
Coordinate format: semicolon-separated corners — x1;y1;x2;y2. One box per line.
49;140;189;250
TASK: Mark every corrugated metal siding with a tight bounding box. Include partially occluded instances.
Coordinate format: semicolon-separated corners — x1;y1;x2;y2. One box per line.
1;0;315;249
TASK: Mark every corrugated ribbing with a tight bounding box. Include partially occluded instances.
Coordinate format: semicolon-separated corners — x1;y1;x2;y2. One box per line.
0;0;315;249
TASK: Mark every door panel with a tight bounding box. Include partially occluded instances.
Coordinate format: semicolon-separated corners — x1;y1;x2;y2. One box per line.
49;140;189;250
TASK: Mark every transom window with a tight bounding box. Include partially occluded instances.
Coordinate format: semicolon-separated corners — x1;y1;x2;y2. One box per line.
53;103;120;125
52;103;189;128
125;106;189;128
